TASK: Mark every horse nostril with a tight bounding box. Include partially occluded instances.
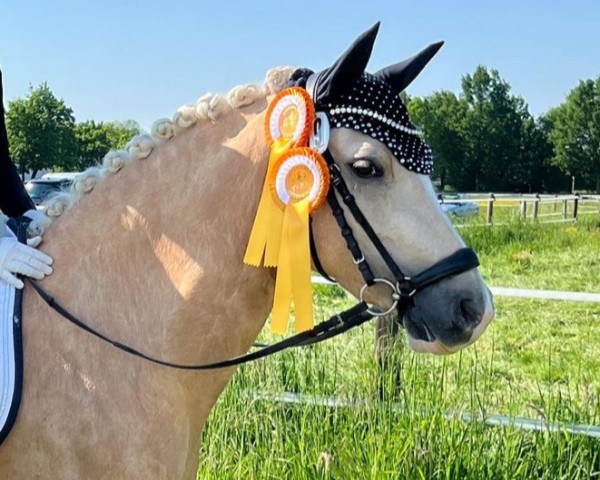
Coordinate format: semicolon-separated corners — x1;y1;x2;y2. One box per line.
458;298;481;330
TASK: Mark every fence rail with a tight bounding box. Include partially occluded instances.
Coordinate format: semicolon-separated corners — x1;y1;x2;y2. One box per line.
312;277;600;303
440;193;600;226
250;391;600;439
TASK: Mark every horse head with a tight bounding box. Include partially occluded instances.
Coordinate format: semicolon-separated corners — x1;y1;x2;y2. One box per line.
301;23;494;354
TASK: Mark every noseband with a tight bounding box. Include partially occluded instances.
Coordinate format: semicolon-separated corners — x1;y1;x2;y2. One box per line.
305;72;480;319
308;131;480;320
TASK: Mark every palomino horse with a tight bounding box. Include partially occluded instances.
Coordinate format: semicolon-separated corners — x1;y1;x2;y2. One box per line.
0;25;494;478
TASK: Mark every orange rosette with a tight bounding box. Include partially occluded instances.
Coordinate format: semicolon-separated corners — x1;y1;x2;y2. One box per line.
265;87;315;147
268;147;329;212
265;148;330;334
245;88;328;333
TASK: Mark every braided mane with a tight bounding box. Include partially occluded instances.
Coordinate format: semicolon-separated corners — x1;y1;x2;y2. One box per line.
30;67;296;235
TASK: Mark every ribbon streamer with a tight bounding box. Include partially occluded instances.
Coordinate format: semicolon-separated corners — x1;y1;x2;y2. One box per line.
243;138;289;267
270;197;313;333
244;87;328;333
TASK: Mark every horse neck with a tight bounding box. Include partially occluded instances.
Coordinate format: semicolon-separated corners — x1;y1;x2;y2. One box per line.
39;105;275;369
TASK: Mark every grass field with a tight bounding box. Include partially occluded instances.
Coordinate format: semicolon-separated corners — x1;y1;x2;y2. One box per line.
197;217;600;479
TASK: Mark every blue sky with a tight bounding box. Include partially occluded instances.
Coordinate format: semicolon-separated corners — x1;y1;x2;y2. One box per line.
1;0;598;130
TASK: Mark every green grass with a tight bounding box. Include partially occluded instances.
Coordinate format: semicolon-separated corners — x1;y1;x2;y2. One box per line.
197;218;600;479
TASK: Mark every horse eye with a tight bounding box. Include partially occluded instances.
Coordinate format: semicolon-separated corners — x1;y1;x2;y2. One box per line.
351;159;383;178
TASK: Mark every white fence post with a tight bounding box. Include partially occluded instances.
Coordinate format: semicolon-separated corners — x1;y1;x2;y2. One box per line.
520;200;527;220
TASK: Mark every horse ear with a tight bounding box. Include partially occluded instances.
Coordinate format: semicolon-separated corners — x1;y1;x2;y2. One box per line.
374;41;444;93
313;22;380;102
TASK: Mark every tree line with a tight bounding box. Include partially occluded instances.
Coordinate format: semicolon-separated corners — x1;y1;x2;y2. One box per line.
408;66;600;193
6;68;600;192
6;83;140;179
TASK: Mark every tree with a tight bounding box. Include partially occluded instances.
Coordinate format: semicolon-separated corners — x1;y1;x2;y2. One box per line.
74;120;141;171
412;66;553;192
461;66;534;191
546;77;600;191
6;83;77;178
409;91;468;190
520;116;566;192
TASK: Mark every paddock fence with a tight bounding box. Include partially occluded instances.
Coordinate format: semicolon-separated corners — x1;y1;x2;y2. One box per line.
440;193;600;226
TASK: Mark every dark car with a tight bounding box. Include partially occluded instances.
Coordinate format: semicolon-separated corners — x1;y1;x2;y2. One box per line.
24;178;73;206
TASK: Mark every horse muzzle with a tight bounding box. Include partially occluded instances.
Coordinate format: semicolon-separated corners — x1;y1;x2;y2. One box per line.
400;277;495;355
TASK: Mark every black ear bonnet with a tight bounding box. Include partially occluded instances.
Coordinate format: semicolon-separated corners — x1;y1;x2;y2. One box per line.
285;23;443;175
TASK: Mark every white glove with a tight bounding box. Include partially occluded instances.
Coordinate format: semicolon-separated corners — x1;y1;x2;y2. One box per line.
0;235;53;289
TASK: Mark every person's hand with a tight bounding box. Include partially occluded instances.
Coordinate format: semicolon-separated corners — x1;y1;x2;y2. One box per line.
0;235;53;289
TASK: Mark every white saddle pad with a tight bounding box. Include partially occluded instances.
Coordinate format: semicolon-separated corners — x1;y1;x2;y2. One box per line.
0;227;21;444
0;276;16;431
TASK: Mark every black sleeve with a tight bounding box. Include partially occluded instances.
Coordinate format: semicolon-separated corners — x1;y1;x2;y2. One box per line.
0;67;35;217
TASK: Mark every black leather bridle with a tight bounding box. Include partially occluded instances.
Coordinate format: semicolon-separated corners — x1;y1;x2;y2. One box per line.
309;147;480;320
26;88;480;371
305;72;480;320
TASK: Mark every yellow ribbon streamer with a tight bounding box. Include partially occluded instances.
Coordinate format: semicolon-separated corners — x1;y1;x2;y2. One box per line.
243;138;290;267
245;88;324;333
270;197;314;333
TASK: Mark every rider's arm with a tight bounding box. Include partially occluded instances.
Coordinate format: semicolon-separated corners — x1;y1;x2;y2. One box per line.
0;67;53;289
0;67;35;218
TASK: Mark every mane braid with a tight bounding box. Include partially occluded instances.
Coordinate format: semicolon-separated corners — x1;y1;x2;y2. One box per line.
31;66;296;235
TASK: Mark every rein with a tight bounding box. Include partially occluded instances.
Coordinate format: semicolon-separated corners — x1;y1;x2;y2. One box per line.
28;279;373;370
26;81;480;371
27;244;476;371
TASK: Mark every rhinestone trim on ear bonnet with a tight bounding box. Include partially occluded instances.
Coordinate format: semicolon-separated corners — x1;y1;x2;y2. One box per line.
284;23;444;176
322;73;433;175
